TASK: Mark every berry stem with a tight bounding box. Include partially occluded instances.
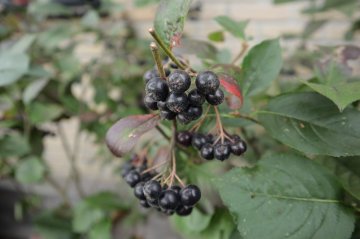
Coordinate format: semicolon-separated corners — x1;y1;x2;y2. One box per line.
214;106;226;143
190;105;211;132
174;173;185;187
141;160;168;174
231;41;248;65
155;125;170;141
150;42;166;79
148;28;196;73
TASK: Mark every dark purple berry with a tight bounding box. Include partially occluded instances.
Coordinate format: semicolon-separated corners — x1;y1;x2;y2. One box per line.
159;190;180;210
121;162;134;177
134;182;146;200
140;199;151;208
143;69;157;83
147;198;159;208
186;105;202;120
124;170;141;187
166;92;189;113
176;206;193;216
200;143;214;160
168;70;191;93
180;185;201;206
177;112;192;125
176;131;193;147
157;101;167;110
143;180;162;200
214;143;231;161
195;71;220;94
192;133;208;150
231;140;247;156
231;134;241;142
160;109;177;120
188;89;205;106
144;94;158;110
206;89;224;105
170;185;182;195
146;77;169;101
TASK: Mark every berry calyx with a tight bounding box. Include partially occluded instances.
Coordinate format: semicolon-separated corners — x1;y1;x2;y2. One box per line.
168;70;191;93
205;89;224;105
195;71;220;95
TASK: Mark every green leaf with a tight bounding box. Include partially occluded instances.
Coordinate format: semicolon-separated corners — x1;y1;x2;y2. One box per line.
258;92;360;157
35;211;75;239
0;52;29;87
208;31;225;42
154;0;192;47
15;157;45;184
89;219;112;239
81;10;100;29
27;102;63;125
73;201;105;233
134;0;160;7
241;39;282;96
23;78;49;104
0;133;30;157
214;153;355;239
317;156;360;200
171;209;235;239
9;34;36;54
84;192;127;211
214;16;248;40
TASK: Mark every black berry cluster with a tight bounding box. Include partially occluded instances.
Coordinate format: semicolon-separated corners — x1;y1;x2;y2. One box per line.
143;66;224;124
176;131;247;161
121;156;201;216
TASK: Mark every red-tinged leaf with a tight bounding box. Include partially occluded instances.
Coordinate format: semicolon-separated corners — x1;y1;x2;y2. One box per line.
219;73;243;108
105;114;160;157
226;94;242;110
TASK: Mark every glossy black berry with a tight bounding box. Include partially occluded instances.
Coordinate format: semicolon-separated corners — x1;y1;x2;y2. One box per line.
177;113;192;125
200;143;214;160
176;206;193;216
124;170;141;187
186;105;202;120
160;109;177;120
144;94;158;110
147;198;159;208
134;182;146;200
159;190;180;210
180;185;201;206
231;134;241;142
143;69;157;83
214;143;231;161
157;101;167;110
143;180;162;200
192;133;208;150
231;140;247;156
121;162;134;177
195;71;220;94
176;131;192;147
145;77;169;101
188;89;205;106
140;199;151;208
166;92;189;113
170;185;182;195
168;70;191;93
205;89;224;105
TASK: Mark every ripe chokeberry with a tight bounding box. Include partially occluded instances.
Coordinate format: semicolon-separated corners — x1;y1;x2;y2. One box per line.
205;89;224;105
214;143;231;161
177;113;192;125
188;89;205;106
145;77;169;101
140;199;151;208
160;109;177;120
192;133;208;150
121;162;134;177
124;170;141;187
159;190;180;210
144;94;158;110
170;185;182;195
143;180;162;200
157;101;167;110
195;71;220;95
176;206;193;216
200;143;214;160
176;131;192;147
186;105;202;121
134;182;146;200
166;92;189;113
147;198;159;208
231;140;247;155
168;70;191;93
180;185;201;206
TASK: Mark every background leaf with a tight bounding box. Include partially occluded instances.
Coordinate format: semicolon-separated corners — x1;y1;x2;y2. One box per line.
214;153;355;239
0;52;29;87
0;133;30;157
241;39;282;96
258;92;360;157
9;34;36;54
23;78;49;104
15;156;45;184
214;16;248;40
105;114;160;157
208;31;225;42
27;102;63;125
219;73;243;108
89;219;112;239
154;0;192;47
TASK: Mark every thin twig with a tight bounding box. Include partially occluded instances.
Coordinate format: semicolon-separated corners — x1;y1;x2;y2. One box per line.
150;42;166;79
231;41;248;65
155;125;170;141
